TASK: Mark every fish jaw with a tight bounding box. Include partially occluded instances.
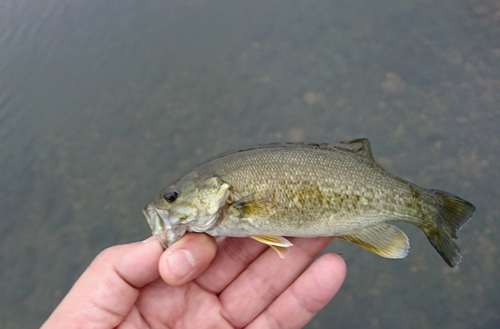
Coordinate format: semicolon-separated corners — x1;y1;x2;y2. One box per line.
142;176;230;247
143;204;186;248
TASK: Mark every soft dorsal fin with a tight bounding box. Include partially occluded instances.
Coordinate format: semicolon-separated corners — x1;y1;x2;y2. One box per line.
338;223;409;259
334;138;385;171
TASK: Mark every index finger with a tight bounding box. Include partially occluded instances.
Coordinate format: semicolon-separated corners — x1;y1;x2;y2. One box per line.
196;236;334;297
194;236;269;294
217;236;334;327
247;253;346;329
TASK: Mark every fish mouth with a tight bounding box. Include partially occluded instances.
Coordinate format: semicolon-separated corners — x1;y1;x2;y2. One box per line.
143;204;170;248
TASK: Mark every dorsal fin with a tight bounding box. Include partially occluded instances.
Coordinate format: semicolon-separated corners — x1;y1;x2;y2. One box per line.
334;138;374;159
334;138;385;171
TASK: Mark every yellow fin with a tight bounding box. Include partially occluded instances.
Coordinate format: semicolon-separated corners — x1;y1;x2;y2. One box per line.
270;245;289;259
338;223;409;259
250;235;293;259
231;190;275;217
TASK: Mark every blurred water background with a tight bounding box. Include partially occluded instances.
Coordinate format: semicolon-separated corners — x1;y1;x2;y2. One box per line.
1;0;499;328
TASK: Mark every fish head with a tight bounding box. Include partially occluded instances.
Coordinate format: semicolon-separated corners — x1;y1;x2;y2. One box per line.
143;173;230;248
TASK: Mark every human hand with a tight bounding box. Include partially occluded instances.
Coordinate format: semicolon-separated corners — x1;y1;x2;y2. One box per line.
41;233;346;329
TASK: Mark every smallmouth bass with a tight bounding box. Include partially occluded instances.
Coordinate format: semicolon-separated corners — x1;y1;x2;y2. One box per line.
143;138;475;267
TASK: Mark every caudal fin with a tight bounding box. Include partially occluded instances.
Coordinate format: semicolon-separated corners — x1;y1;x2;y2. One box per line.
423;190;476;267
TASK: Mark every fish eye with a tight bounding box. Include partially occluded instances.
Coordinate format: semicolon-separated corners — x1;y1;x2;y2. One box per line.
163;190;178;203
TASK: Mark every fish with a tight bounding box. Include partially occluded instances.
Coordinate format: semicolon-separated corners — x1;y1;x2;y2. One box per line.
143;138;475;267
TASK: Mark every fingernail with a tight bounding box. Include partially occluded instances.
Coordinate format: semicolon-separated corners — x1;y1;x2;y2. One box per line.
166;249;195;281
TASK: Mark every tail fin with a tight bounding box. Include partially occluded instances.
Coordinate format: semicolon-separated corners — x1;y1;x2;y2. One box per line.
422;190;475;267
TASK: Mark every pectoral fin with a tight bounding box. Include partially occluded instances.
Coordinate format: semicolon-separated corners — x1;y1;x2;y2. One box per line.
230;190;275;217
250;235;293;259
338;223;409;259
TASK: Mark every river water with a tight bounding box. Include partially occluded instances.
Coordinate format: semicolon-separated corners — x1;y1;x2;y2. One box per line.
1;0;499;328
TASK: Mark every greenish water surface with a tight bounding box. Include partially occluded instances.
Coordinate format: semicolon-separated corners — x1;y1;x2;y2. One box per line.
0;0;499;328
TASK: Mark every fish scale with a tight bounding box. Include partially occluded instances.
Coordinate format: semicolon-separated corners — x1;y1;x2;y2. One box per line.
144;138;476;267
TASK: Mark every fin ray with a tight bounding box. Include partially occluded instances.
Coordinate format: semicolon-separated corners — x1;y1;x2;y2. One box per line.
250;234;293;247
339;223;409;259
421;190;475;267
230;190;275;216
250;235;293;259
334;138;385;171
270;245;288;259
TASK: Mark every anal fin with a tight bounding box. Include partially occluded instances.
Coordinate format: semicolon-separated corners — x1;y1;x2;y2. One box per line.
338;223;409;259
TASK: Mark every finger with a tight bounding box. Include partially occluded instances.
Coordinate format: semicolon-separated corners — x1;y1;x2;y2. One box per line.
247;253;346;329
114;237;164;287
219;237;334;327
40;237;164;329
195;236;268;294
159;232;217;286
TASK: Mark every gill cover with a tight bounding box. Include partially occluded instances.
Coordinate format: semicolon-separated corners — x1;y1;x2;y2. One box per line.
143;175;231;247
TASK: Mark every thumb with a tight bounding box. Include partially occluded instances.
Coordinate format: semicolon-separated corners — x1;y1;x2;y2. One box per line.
159;232;217;286
41;237;163;329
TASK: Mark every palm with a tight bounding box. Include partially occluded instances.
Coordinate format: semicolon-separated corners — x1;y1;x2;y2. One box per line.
125;236;344;329
134;279;231;328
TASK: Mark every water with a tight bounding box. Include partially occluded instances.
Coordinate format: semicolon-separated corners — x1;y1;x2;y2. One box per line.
1;0;499;328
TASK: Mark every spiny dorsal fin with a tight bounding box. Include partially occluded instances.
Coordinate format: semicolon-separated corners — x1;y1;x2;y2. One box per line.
334;138;385;171
334;138;375;161
338;223;409;259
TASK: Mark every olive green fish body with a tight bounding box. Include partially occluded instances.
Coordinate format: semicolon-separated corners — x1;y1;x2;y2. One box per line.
144;139;475;267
